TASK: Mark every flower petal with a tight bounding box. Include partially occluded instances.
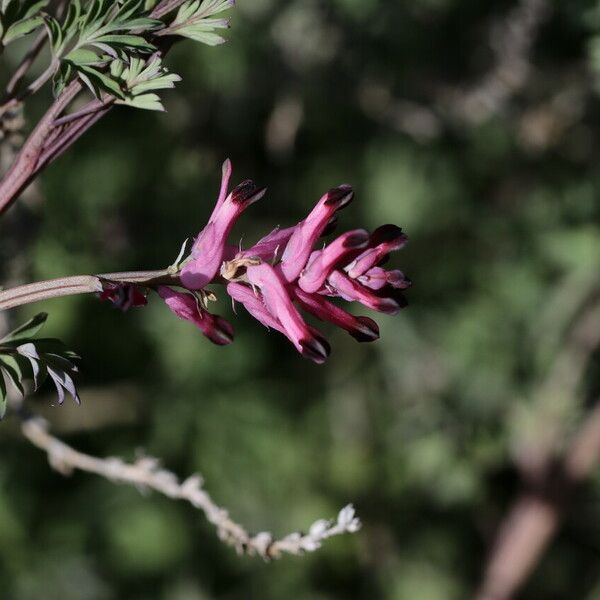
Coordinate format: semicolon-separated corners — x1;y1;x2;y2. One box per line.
298;229;369;293
158;287;234;345
181;180;266;289
357;267;412;290
327;270;407;315
294;288;380;342
345;224;408;279
99;283;148;311
226;282;284;332
238;226;296;262
246;263;330;363
280;185;354;282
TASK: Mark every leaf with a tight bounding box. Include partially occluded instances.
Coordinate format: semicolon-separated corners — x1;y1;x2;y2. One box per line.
0;354;26;395
53;61;72;97
22;0;49;20
65;47;105;66
0;312;48;343
0;0;48;44
165;0;233;46
91;33;154;50
172;25;226;46
3;15;42;43
0;315;80;408
117;92;164;111
0;371;6;420
43;14;64;54
130;72;181;94
76;64;125;99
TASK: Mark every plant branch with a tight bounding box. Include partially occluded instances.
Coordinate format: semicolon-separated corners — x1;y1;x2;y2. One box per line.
475;399;600;600
5;31;48;97
0;270;177;311
0;80;83;215
1;0;68;112
150;0;188;19
476;298;600;600
20;414;361;559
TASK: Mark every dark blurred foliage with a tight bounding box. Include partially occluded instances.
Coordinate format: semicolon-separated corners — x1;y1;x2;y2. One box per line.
1;0;600;598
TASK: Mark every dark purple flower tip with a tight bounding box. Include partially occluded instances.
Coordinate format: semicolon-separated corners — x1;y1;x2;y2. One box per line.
370;224;408;250
325;184;354;209
207;315;235;346
294;287;379;343
383;288;409;310
158;286;234;346
299;229;370;294
357;267;412;291
299;334;330;364
321;215;338;237
350;316;380;343
387;271;412;289
99;283;148;311
369;287;408;315
344;230;370;248
327;270;406;315
371;296;406;315
230;180;267;205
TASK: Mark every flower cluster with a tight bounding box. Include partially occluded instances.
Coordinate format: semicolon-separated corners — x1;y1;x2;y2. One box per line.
105;160;410;363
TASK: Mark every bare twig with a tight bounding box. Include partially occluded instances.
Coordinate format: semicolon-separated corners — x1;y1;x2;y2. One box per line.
476;298;600;600
21;415;361;559
1;0;68;112
0;80;83;215
360;0;551;142
4;30;48;97
453;0;551;125
475;401;600;600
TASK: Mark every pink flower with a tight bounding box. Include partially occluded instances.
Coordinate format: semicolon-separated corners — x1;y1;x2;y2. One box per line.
180;163;266;290
158;286;234;346
280;185;354;281
245;263;330;363
101;160;409;363
99;283;148;311
298;229;369;293
294;288;380;343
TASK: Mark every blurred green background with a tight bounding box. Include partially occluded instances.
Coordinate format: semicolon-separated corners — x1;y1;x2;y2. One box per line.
1;0;600;598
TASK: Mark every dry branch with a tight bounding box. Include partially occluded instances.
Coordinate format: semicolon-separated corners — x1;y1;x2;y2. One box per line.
21;415;361;560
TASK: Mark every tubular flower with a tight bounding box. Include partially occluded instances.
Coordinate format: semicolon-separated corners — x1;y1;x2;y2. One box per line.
157;286;234;346
180;165;266;290
99;283;148;311
110;160;409;362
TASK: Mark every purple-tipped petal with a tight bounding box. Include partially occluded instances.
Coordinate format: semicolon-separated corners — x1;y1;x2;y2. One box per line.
280;185;354;282
227;282;329;362
246;262;330;363
324;184;354;209
357;267;412;290
299;334;330;364
345;225;408;279
298;229;369;293
294;288;380;343
327;270;406;315
321;215;338;237
182;180;265;289
158;287;234;345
